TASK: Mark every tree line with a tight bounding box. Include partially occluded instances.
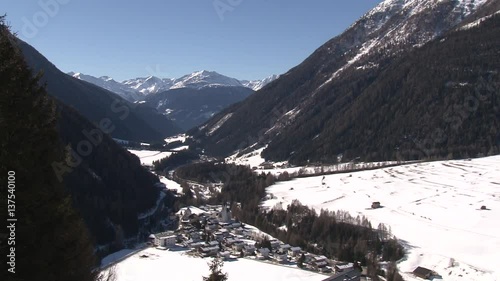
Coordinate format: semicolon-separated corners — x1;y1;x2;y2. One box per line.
174;162;405;270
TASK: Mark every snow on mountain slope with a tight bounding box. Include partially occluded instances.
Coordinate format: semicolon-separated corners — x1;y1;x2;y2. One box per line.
241;74;280;91
262;155;500;281
68;72;143;102
170;70;243;89
318;0;491;88
69;70;278;100
190;0;496;162
460;7;500;29
122;76;174;96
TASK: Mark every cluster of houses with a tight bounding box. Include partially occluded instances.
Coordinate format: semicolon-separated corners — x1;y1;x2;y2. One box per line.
148;204;361;277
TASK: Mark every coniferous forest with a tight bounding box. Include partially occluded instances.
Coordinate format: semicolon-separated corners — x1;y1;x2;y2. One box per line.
0;17;97;281
175;162;405;267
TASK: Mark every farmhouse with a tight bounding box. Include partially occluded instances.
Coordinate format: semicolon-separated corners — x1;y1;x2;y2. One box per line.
310;255;329;271
259;162;275;169
269;240;281;250
334;262;354;273
231;241;245;252
188;241;205;250
279;244;292;251
207;241;219;247
218;251;231;260
200;246;219;257
321;268;361;281
256;248;270;259
273;251;288;263
413;266;433;279
243;244;256;256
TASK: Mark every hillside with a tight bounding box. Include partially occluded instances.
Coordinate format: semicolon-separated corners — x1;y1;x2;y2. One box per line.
1;25;173;248
56;103;171;246
190;0;500;164
144;86;254;130
18;40;181;142
0;19;97;281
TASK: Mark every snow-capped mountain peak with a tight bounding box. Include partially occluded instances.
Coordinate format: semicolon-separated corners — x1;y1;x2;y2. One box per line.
170;70;243;90
241;74;281;91
68;72;144;102
69;70;279;101
316;0;491;87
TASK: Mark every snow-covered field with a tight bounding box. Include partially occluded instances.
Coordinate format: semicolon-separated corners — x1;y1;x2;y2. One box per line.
165;134;187;144
226;146;268;167
108;247;326;281
158;175;183;194
128;149;172;166
262;156;500;281
226;146;402;177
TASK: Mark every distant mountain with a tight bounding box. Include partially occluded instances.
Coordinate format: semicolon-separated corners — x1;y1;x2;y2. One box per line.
69;70;278;100
170;70;243;89
19;40;181;142
190;0;500;164
122;76;174;98
144;86;254;130
68;72;144;102
241;74;281;91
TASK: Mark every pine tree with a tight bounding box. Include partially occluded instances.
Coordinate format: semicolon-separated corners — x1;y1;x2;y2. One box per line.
297;253;306;268
0;16;97;281
203;258;228;281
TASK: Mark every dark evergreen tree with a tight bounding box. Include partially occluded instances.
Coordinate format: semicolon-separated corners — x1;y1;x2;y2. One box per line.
0;16;97;281
203;258;228;281
297;253;306;268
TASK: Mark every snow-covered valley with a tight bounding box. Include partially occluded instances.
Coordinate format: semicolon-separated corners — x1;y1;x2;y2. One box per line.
107;247;326;281
262;156;500;280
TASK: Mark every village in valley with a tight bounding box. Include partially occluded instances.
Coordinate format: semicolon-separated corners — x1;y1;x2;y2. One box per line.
148;203;365;281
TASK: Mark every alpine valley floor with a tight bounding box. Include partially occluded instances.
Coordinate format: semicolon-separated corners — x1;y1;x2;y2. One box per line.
261;155;500;281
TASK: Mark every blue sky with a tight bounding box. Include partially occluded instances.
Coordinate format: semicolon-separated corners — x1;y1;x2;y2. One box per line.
4;0;381;81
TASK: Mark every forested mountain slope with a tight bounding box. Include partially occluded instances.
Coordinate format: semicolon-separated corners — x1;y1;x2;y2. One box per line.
190;0;500;164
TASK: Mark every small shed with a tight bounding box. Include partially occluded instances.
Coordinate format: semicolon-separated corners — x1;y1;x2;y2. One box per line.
256;248;270;259
288;246;302;257
371;201;381;209
413;266;433;279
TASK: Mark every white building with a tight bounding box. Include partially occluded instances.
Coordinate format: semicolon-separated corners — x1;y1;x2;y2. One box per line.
218;251;231;260
154;232;177;247
288;246;302;257
274;252;288;263
243;244;256;256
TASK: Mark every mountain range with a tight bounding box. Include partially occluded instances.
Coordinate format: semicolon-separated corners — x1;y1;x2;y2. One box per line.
69;70;279;101
190;0;500;164
19;40;181;142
